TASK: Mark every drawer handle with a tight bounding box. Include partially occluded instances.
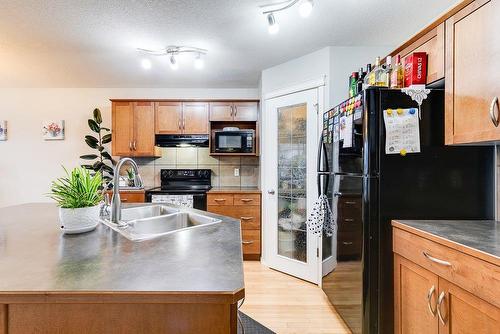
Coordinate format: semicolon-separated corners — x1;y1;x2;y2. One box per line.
214;198;226;202
240;217;254;221
437;291;447;325
342;241;353;245
422;252;452;267
242;240;254;245
121;199;128;202
345;201;357;205
489;97;499;127
240;198;254;203
427;285;437;317
344;218;355;222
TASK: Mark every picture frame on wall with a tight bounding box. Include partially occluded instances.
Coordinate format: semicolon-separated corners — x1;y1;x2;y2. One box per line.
0;120;7;141
42;120;65;140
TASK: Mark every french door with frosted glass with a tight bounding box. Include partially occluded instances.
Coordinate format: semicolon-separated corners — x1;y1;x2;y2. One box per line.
263;88;320;284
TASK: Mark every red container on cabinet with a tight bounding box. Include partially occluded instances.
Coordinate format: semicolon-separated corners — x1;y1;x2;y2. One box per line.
404;52;427;86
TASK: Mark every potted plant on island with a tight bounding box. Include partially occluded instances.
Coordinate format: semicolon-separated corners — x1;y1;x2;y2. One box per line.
48;167;103;234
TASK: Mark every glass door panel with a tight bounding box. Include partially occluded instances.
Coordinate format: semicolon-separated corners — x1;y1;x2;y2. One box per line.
277;103;307;262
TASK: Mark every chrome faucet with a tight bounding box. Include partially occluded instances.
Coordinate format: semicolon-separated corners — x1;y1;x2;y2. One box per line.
110;157;143;226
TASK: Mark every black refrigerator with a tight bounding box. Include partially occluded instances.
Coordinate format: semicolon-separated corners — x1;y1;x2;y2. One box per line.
318;87;495;334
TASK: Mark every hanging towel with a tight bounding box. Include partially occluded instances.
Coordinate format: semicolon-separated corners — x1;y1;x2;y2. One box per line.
307;194;335;237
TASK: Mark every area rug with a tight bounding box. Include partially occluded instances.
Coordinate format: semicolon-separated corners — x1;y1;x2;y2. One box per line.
238;311;276;334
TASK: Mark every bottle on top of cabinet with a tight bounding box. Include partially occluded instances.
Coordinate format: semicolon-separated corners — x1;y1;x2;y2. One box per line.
390;55;405;89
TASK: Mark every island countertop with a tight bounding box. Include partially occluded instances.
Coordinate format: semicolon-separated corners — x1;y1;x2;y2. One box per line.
392;219;500;266
0;203;244;303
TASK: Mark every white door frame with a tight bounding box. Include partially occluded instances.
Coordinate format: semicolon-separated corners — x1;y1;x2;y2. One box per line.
261;76;326;285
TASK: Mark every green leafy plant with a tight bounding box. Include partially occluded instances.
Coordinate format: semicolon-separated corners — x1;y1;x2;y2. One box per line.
48;167;104;209
80;108;115;189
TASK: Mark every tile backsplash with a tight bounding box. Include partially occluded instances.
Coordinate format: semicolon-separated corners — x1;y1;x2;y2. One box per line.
135;147;259;189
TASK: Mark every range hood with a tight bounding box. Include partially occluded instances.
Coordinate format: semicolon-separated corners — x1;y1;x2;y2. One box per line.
155;134;209;148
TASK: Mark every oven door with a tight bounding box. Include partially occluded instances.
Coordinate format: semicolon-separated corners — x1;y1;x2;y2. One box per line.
214;131;253;153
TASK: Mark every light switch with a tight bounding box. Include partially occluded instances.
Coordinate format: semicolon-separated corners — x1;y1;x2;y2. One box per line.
234;168;240;177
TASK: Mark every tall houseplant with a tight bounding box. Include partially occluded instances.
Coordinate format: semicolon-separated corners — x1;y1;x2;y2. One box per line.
80;108;115;189
48;167;104;234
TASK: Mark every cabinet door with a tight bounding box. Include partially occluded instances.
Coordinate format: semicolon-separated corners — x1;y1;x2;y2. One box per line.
394;255;439;334
182;102;208;134
445;0;500;144
112;102;134;156
209;102;233;121
155;101;182;134
234;102;258;121
133;101;156;156
438;279;499;334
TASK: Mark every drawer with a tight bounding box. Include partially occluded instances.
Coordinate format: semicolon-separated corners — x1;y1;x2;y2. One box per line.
107;191;145;203
207;206;260;229
339;197;361;209
337;214;362;233
207;193;233;206
393;227;500;308
242;230;261;255
337;231;362;258
234;194;261;206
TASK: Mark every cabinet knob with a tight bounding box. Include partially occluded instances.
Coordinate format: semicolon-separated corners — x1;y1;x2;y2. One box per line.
267;190;275;195
489;97;499;127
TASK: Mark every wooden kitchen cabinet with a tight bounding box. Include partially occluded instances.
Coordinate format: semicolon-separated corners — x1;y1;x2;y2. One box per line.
445;0;500;144
393;224;500;334
112;101;160;157
105;190;145;203
207;190;261;260
209;102;258;122
155;101;208;135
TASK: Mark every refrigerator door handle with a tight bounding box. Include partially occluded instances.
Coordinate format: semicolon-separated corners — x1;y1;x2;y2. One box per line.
317;174;330;197
317;135;330;173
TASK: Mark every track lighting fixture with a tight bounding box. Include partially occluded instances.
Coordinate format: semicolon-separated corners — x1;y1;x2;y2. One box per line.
261;0;314;34
137;45;208;71
267;13;279;34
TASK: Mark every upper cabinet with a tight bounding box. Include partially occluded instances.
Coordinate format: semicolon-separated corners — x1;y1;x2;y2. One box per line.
112;101;159;157
445;0;500;144
209;102;258;122
155;101;208;135
392;23;445;85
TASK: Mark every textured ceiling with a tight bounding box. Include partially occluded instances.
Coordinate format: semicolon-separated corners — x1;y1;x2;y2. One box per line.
0;0;460;88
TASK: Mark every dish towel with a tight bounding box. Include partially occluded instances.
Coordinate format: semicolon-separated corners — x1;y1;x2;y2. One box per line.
307;194;335;237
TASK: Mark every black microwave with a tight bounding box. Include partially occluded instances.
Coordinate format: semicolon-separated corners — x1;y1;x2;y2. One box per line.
214;130;255;153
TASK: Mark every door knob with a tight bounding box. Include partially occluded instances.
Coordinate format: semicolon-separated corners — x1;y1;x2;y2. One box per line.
268;190;275;195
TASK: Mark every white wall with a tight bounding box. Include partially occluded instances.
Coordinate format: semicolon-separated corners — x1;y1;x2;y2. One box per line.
329;46;393;107
0;88;259;208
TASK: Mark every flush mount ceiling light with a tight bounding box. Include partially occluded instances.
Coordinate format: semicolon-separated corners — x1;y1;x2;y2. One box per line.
261;0;314;34
137;45;208;70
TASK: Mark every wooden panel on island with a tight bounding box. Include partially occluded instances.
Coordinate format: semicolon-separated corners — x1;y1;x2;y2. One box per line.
207;190;262;260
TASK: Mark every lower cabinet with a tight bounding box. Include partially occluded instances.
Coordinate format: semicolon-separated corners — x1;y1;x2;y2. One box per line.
393;227;500;334
207;191;261;260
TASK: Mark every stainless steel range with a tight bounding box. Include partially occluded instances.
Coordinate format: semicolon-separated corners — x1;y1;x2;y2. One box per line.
145;169;212;211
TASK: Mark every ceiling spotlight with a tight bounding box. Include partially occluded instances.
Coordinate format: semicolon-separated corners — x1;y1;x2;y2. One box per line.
267;13;279;34
298;0;313;17
169;55;178;70
141;58;152;70
194;54;204;70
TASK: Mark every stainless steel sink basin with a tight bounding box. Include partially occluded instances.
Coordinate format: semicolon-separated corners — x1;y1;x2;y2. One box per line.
101;206;221;241
120;205;179;221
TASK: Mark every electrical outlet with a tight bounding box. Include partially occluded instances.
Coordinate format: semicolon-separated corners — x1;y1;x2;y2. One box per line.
234;168;240;177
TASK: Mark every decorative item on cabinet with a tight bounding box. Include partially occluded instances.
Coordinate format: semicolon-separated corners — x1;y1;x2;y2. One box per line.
207;190;261;260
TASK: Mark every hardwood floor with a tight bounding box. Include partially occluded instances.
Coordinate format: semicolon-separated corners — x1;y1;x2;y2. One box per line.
241;261;351;334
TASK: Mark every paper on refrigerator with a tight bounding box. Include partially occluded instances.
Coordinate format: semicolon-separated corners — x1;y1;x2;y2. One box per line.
340;113;353;148
383;108;420;155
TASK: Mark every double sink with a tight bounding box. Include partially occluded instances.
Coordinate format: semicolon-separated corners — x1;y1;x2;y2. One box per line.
101;205;222;241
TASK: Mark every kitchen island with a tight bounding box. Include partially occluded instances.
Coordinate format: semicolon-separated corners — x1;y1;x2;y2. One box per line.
0;203;244;334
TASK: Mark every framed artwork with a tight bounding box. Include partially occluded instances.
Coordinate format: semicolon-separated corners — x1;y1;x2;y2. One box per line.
0;120;6;141
42;120;65;140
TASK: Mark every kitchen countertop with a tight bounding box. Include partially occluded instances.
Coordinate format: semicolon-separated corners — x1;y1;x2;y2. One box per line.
0;203;244;301
392;220;500;265
209;187;261;193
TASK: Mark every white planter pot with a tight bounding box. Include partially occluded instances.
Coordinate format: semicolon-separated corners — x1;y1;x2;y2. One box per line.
59;205;100;234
